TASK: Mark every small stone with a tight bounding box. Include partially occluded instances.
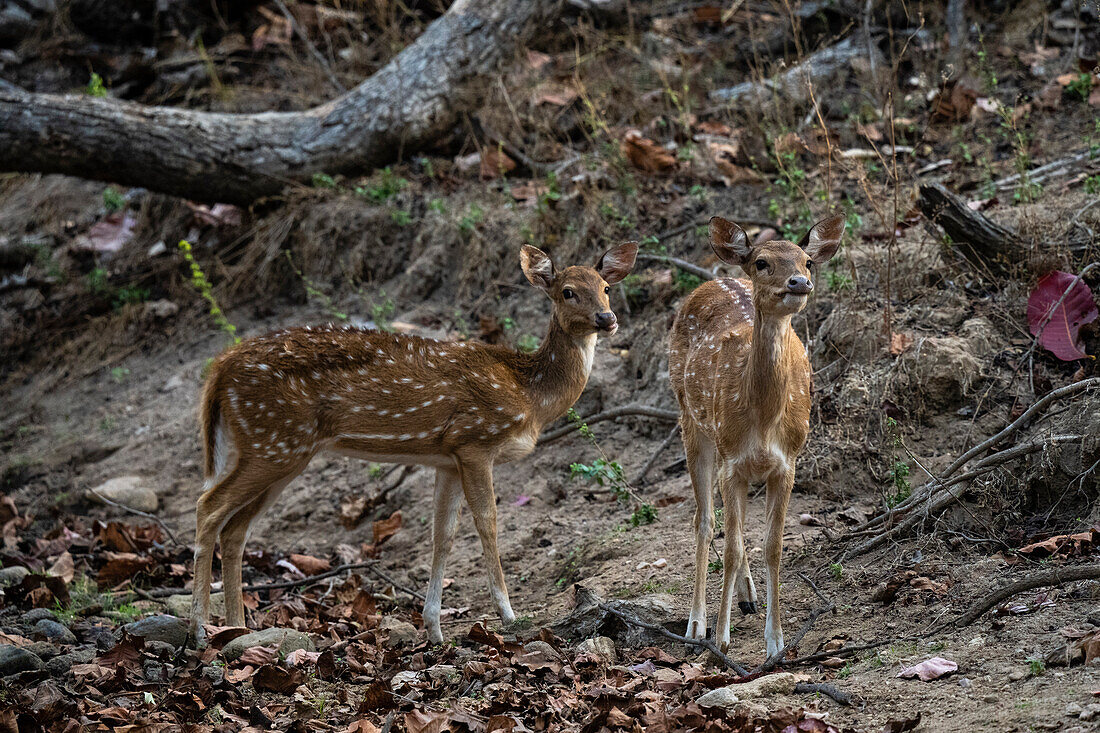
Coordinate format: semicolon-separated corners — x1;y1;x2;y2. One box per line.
0;566;29;587
45;647;95;677
86;476;158;513
957;677;972;689
21;608;56;624
1008;669;1027;682
164;593;224;620
653;667;681;684
33;619;77;645
1066;702;1084;717
143;659;167;683
221;628;315;661
523;640;561;659
202;665;225;685
732;672;797;699
144;640;176;658
378;616;419;648
697;687;741;709
122;614;189;648
577;636;616;663
147;241;167;257
1080;704;1100;722
0;646;44;676
160;375;185;393
425;664;460;684
143;299;179;319
26;642;60;661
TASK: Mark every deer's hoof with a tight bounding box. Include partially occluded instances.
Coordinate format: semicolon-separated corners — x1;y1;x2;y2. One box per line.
738;601;757;615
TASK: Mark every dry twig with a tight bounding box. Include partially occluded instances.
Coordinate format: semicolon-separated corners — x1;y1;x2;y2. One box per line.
954;565;1100;627
88;489;181;547
147;561;378;598
539;404;678;443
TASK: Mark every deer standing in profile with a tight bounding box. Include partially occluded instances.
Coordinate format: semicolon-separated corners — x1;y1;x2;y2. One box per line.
669;214;844;656
189;242;637;645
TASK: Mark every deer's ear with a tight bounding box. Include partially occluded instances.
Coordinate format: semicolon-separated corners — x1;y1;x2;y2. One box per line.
800;214;845;263
596;241;638;285
709;216;751;265
521;245;556;290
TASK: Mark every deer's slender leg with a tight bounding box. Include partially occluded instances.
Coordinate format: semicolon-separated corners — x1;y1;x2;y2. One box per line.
715;464;750;652
424;465;464;644
457;457;515;626
763;468;795;657
218;468;304;627
683;422;716;641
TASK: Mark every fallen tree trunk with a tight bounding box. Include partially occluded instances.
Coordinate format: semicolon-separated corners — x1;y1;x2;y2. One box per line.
0;0;558;204
918;182;1027;275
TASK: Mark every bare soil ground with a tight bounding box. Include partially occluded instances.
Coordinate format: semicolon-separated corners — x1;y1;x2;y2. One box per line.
3;1;1100;731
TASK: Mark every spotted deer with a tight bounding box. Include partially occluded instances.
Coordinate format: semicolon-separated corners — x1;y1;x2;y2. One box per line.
669;214;844;656
190;242;638;645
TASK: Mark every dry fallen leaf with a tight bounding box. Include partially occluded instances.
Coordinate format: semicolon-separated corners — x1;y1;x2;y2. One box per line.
372;510;402;547
480;148;517;180
622;130;677;173
889;332;914;355
289;553;330;575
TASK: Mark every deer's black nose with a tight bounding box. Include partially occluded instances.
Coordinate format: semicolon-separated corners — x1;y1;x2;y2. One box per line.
787;275;813;294
595;312;617;331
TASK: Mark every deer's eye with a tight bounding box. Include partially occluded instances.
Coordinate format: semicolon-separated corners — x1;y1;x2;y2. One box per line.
562;288;575;299
754;259;769;271
604;286;610;294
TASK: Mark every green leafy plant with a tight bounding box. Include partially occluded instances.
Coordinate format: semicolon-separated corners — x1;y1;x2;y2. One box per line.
1085;175;1100;195
428;198;447;214
370;295;395;331
86;72;107;97
390;209;412;226
355;167;407;202
673;269;704;294
566;409;657;527
178;240;240;344
1066;73;1093;101
85;267;110;296
883;418;912;507
311;173;338;189
829;562;843;581
285;251;347;321
110;367;130;383
708;558;723;574
516;334;539;353
459;204;484;233
102;187;125;213
1026;657;1046;676
114;285;149;308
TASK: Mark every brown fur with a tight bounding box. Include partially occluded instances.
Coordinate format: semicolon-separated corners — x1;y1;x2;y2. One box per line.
669;214;844;655
189;242;637;645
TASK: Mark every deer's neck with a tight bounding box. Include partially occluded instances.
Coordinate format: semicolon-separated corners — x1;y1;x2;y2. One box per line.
519;319;596;427
742;312;793;427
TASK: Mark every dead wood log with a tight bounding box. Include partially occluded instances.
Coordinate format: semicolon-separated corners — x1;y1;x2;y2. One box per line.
0;0;560;204
918;182;1027;274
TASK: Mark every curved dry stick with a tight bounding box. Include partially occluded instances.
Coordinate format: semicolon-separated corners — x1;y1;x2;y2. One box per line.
850;378;1100;535
954;565;1100;627
840;434;1083;560
87;488;180;547
147;561;377;598
635;253;717;282
539;404;678;443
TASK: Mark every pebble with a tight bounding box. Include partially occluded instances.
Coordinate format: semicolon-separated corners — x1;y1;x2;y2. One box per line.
1008;669;1027;682
221;628;314;661
21;608;56;624
957;677;972;689
697;687;741;709
1067;702;1084;717
85;476;159;513
122;615;189;648
33;619;77;645
0;646;45;676
576;636;616;663
1080;704;1100;722
523;640;561;660
164;593;224;620
0;566;29;587
378;616;419;648
26;642;60;661
46;647;95;676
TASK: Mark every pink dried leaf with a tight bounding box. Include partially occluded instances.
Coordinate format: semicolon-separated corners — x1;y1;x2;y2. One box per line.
77;212;136;254
897;656;958;681
1027;271;1098;361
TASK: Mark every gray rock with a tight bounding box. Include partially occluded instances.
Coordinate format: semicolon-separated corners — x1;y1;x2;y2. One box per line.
1081;704;1100;722
144;640;176;659
576;636;616;663
33;619;76;645
731;672;796;698
85;476;158;513
0;566;29;587
21;608;56;624
26;642;60;660
164;592;224;620
143;659;167;683
697;687;741;709
1067;702;1084;717
202;665;225;685
46;647;95;677
221;628;315;661
122;614;189;648
523;640;561;659
0;645;44;676
379;616;419;648
1008;669;1027;682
